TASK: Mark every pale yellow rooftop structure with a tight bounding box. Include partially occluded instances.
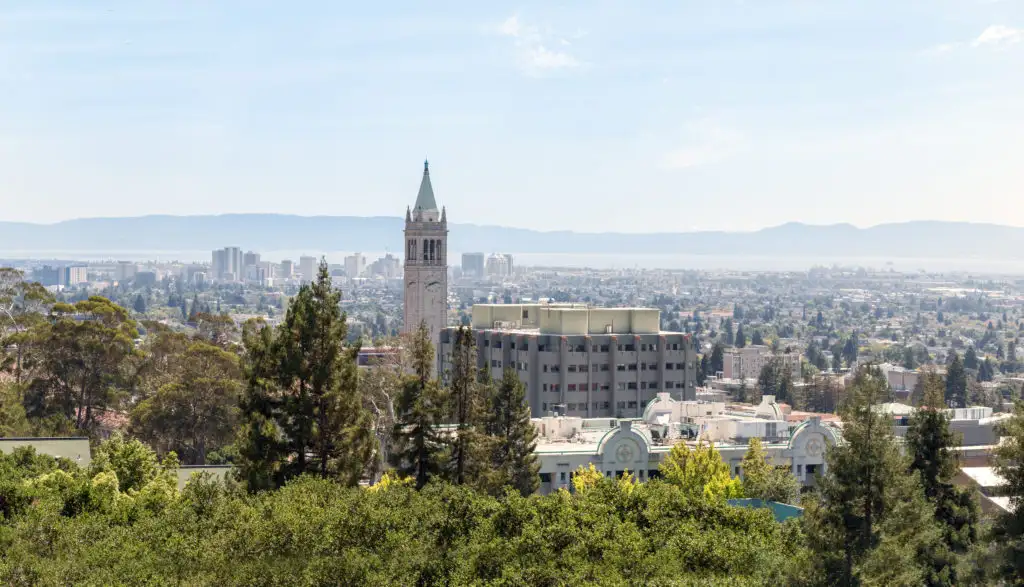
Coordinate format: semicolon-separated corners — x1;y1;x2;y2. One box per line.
470;303;661;336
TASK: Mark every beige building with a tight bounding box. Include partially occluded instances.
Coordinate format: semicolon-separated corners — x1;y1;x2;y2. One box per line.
0;437;92;468
722;345;801;381
439;303;698;419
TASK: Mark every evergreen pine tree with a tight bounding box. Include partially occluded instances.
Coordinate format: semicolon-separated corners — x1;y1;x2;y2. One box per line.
710;343;725;375
235;260;375;489
445;325;487;486
964;347;978;370
804;366;943;586
945;352;967;408
751;329;764;346
735;324;747;348
133;294;147;314
740;437;798;504
905;371;978;585
993;402;1024;582
391;321;447;489
484;368;540;497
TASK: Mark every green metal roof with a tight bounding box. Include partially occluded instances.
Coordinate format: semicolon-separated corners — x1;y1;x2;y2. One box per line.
415;159;438;211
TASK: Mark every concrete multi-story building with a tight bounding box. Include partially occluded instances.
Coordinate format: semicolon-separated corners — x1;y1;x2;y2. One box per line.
722;345;801;381
486;253;511;278
63;265;88;286
115;261;138;282
345;253;366;278
439;303;698;419
299;256;317;283
462;252;485;278
403;160;448;348
211;247;243;282
279;259;294;279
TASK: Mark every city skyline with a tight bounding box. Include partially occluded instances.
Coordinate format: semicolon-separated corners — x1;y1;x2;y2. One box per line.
1;1;1022;232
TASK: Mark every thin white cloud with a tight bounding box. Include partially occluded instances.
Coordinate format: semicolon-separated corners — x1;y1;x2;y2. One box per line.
927;25;1023;53
662;120;747;170
496;14;580;74
972;25;1023;47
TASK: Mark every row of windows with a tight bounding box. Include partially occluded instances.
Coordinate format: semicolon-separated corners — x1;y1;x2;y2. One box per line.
480;341;687;352
540;399;650;412
542;381;684;393
541;469;663;486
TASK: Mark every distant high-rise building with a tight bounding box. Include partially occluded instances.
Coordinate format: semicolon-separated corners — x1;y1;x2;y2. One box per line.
225;247;243;281
211;249;227;280
299;256;317;283
32;265;61;287
115;262;138;282
502;253;514;276
63;266;88;286
243;251;260;269
403;160;448;349
486;254;510;278
461;252;485;277
344;252;366;278
279;259;294;278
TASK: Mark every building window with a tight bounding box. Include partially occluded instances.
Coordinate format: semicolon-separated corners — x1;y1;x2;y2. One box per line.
523;309;529;319
591;383;599;391
540;473;551;483
650;344;658;352
666;363;674;370
573;344;585;352
592;345;600;352
493;341;502;349
602;401;610;409
617;383;626;391
601;384;610;391
640;382;647;390
542;402;547;411
625;344;636;352
649;381;658;390
543;365;549;373
521;342;529;351
627;401;637;409
552;384;560;392
616;364;626;372
601;364;610;372
579;364;588;372
797;464;803;475
600;345;610;352
628;364;637;371
641;363;647;371
568;365;577;373
567;384;577;392
616;401;626;409
628;382;637;390
676;363;684;370
483;340;489;347
550;365;560;373
640;343;647;351
510;342;516;350
560;472;566;482
543;384;548;392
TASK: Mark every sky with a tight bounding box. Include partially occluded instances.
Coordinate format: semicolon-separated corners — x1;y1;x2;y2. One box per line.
1;1;1023;233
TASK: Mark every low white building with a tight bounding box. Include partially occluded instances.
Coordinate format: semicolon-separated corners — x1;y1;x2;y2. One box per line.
532;393;840;494
722;345;801;381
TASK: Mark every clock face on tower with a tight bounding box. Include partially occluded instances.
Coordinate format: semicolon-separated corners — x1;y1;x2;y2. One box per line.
426;280;440;293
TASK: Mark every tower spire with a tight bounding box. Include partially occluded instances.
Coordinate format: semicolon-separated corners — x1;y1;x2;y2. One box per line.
414;158;438;212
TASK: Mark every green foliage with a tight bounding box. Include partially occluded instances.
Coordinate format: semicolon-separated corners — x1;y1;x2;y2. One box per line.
906;372;979;584
235;260;375;490
945;351;968;408
803;366;945;586
740;438;798;504
0;458;804;586
660;438;743;500
482;368;540;497
23;296;139;432
130;340;242;465
391;321;448;489
992;401;1024;583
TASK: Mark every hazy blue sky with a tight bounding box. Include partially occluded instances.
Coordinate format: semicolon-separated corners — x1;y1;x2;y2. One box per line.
2;1;1023;232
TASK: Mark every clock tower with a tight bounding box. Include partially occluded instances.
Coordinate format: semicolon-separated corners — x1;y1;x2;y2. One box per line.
403;160;449;351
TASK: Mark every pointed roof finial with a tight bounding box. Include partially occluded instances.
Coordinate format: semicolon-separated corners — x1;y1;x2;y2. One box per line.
441;206;447;223
414;158;438;212
424;159;429;172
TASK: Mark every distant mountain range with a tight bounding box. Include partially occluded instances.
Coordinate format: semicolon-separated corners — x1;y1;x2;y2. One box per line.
0;215;1022;259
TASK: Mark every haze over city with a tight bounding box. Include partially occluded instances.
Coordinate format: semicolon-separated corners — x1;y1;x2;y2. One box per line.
2;1;1024;232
